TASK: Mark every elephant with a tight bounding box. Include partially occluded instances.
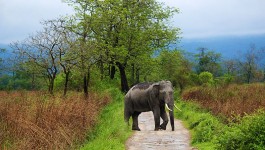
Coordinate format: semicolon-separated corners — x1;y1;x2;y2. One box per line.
124;80;181;131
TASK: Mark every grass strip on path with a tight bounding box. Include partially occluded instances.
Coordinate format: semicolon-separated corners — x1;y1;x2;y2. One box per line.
80;88;132;150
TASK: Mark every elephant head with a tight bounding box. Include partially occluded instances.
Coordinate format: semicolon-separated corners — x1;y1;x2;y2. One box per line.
154;80;176;131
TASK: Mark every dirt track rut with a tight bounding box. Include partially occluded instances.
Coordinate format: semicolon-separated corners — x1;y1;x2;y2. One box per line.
126;112;193;150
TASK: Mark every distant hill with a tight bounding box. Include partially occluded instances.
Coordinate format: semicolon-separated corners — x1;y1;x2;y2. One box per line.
0;44;13;59
176;34;265;59
2;34;265;61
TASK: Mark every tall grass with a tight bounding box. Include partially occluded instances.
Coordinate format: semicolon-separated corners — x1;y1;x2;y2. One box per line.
0;91;110;149
182;83;265;121
179;83;265;149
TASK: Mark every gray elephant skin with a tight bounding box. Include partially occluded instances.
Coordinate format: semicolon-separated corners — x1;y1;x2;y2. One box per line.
124;80;176;131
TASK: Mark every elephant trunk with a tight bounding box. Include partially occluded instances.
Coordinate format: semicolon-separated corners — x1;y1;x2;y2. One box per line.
168;104;175;131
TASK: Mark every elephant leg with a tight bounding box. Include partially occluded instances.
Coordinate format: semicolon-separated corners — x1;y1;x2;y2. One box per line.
153;108;161;131
132;112;141;131
124;98;134;127
124;109;131;127
160;110;169;130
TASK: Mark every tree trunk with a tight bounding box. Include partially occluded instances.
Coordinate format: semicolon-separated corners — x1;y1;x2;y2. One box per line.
110;64;116;79
116;62;129;93
49;77;55;95
136;68;140;84
31;73;35;90
99;55;104;80
63;71;70;97
131;63;135;85
83;75;88;98
83;69;90;99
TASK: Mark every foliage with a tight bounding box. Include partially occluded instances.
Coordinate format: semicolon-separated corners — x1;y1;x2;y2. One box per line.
195;48;222;76
175;99;221;149
198;71;214;86
177;93;265;150
216;111;265;150
63;0;180;92
155;50;192;92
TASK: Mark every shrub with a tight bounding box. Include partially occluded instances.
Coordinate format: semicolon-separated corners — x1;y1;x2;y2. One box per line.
199;71;214;86
216;111;265;150
189;73;200;86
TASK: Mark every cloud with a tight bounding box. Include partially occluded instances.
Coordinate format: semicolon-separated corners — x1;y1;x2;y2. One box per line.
161;0;265;39
0;0;73;44
1;0;265;44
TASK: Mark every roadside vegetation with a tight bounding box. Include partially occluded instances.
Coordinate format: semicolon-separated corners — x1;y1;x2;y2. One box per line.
177;83;265;150
0;91;110;149
80;87;132;150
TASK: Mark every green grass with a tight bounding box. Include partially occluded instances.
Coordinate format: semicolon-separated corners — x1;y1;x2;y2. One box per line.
175;99;222;150
175;98;265;150
80;88;132;150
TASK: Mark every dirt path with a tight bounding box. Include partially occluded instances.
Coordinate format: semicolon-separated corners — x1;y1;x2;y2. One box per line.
126;112;194;150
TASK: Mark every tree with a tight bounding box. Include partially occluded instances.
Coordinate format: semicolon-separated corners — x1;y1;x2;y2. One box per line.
11;21;66;94
156;50;191;93
195;47;222;76
223;59;238;75
63;1;100;98
64;0;179;92
43;18;78;96
238;44;263;83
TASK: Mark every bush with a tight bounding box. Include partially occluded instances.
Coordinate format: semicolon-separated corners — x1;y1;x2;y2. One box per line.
216;111;265;150
199;71;214;86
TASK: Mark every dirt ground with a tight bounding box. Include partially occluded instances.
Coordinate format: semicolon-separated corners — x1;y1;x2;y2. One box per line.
126;112;195;150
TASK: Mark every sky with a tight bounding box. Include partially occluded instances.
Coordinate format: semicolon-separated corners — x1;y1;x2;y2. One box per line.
1;0;265;44
0;0;73;44
162;0;265;39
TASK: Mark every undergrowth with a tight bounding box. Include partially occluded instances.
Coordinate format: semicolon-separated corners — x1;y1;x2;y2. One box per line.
177;83;265;150
175;99;221;150
0;91;110;149
182;83;265;121
80;87;132;150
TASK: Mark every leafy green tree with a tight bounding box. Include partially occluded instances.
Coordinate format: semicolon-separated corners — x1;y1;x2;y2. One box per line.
155;50;191;93
64;0;180;92
195;48;222;76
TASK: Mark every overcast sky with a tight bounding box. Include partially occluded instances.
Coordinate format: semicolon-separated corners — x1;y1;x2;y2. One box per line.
163;0;265;39
1;0;265;44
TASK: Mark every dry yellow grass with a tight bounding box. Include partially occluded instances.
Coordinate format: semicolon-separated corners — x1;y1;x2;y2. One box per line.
182;83;265;122
0;91;110;149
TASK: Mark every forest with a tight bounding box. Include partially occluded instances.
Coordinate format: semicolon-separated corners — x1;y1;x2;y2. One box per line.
1;0;265;149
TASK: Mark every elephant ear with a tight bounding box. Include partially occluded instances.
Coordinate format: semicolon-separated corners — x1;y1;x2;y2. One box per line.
152;83;160;97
